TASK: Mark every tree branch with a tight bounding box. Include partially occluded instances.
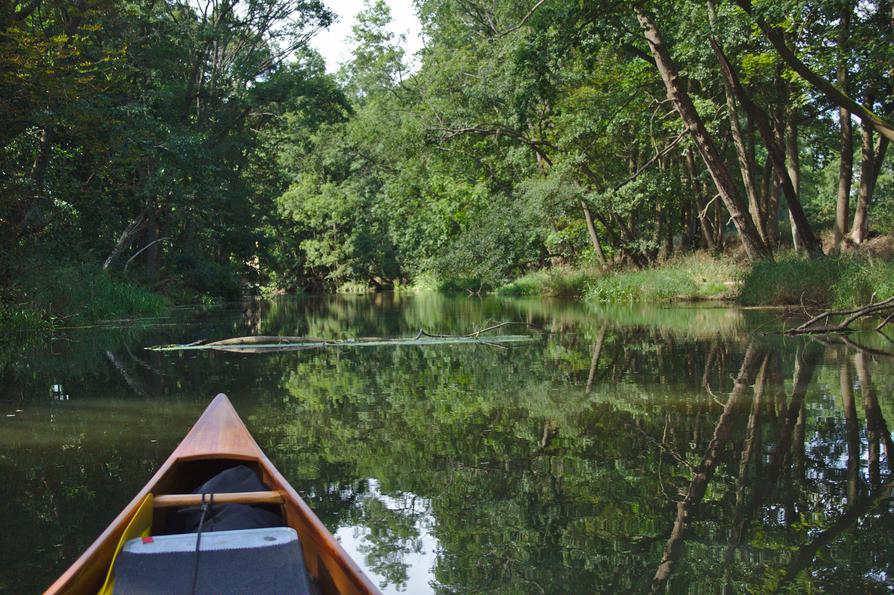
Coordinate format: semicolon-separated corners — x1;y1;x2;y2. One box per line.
734;0;894;142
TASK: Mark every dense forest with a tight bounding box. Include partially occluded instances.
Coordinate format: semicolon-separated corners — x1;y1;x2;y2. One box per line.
2;0;893;320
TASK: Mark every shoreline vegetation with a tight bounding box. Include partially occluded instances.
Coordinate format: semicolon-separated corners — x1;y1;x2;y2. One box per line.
435;248;894;309
3;1;893;335
5;247;893;335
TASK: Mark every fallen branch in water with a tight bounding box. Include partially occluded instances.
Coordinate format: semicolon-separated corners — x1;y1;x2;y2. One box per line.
784;296;894;335
413;321;538;339
148;324;539;353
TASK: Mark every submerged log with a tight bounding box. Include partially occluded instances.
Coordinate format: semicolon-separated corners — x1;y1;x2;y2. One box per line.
148;324;540;352
148;335;536;353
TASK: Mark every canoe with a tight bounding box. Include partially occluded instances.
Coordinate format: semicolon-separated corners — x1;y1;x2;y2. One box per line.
45;393;380;594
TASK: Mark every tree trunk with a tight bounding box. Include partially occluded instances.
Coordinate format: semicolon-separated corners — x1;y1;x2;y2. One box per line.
685;148;716;250
29;127;55;200
855;352;880;485
651;343;766;593
586;325;607;393
760;158;781;249
103;210;149;271
580;200;608;267
636;7;770;260
833;3;853;254
679;156;696;251
785;115;802;251
722;352;768;579
145;209;160;281
711;39;821;256
707;0;764;241
664;195;674;259
851;113;890;244
714;188;724;250
839;353;860;503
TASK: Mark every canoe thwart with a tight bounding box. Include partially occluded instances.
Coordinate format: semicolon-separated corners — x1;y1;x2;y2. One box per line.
153;490;284;508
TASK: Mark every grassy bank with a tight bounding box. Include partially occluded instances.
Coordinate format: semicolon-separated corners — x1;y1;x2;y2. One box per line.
497;268;600;298
492;252;894;307
739;253;894;307
1;265;169;332
497;254;742;303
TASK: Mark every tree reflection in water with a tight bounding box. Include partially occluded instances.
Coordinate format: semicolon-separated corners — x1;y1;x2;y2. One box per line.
1;295;893;593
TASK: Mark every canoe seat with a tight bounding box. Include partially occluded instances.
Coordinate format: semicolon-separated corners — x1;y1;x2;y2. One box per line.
112;527;313;595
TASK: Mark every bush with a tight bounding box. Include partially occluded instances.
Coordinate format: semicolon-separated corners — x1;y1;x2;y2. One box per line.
171;256;244;301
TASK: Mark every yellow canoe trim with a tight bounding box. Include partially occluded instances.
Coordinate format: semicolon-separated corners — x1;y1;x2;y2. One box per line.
97;493;154;595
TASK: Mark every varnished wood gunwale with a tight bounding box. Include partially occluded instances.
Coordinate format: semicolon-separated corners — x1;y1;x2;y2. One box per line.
44;394;380;595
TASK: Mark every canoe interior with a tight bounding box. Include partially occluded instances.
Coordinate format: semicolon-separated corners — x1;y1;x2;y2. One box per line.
55;455;370;595
45;394;378;595
147;458;273;535
151;457;342;594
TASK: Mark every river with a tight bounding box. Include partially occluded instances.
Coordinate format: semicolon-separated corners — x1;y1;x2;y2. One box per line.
1;293;892;593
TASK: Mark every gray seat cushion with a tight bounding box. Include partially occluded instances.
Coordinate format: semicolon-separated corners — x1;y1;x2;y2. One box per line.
112;527;313;594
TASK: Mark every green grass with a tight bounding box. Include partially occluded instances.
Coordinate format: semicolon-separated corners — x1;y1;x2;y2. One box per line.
495;253;894;307
585;255;742;304
492;255;741;303
497;268;600;298
2;264;169;332
738;253;894;307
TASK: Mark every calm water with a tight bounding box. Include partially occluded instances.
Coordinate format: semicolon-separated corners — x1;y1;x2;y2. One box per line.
1;294;893;593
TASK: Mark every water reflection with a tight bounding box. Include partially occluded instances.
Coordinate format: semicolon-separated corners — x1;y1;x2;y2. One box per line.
1;294;893;593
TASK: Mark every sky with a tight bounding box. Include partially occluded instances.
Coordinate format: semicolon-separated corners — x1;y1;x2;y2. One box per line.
310;0;424;73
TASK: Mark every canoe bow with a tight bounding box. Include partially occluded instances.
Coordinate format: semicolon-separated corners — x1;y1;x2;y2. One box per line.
45;394;380;595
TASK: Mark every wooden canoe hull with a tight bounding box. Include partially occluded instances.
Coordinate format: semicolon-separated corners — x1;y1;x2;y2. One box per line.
45;394;380;595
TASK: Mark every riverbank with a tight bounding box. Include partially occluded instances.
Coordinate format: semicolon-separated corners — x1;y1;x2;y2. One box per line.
1;265;169;333
494;251;894;308
6;251;894;335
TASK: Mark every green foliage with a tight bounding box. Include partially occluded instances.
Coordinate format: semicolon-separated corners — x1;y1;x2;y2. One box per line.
1;0;337;306
3;0;893;314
